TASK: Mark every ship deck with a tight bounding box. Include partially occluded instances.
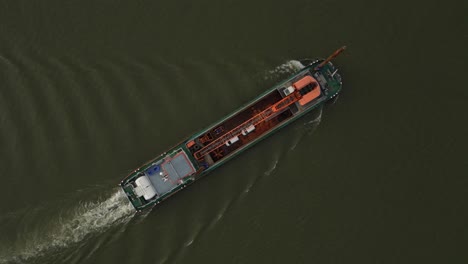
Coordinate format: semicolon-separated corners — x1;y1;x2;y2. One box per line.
187;88;296;164
121;56;345;211
144;150;195;195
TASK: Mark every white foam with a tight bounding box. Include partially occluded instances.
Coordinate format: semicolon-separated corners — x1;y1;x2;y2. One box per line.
185;239;194;247
0;189;135;263
264;156;279;176
304;107;323;126
265;60;305;79
244;182;253;193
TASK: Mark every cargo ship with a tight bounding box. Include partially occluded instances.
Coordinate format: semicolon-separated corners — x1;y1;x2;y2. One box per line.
120;47;346;212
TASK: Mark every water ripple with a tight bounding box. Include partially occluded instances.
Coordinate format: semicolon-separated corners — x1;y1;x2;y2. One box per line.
0;189;135;264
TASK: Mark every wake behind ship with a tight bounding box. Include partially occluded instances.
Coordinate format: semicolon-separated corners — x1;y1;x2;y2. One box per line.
120;47;346;212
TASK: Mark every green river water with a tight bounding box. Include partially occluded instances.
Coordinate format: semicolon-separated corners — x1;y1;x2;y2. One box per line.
0;0;467;263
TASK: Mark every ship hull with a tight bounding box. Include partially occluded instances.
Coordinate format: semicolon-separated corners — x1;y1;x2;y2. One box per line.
120;59;343;212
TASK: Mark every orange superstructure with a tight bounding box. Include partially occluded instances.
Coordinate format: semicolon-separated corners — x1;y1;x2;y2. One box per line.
293;76;321;106
299;87;320;106
293;76;315;89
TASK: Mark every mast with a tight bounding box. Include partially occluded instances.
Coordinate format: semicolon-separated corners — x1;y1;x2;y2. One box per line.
314;46;347;71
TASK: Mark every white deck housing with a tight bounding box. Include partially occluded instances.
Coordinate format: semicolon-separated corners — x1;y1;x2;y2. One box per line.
134;175;158;200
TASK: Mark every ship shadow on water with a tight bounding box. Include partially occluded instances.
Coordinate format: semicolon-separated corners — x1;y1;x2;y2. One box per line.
0;187;137;264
